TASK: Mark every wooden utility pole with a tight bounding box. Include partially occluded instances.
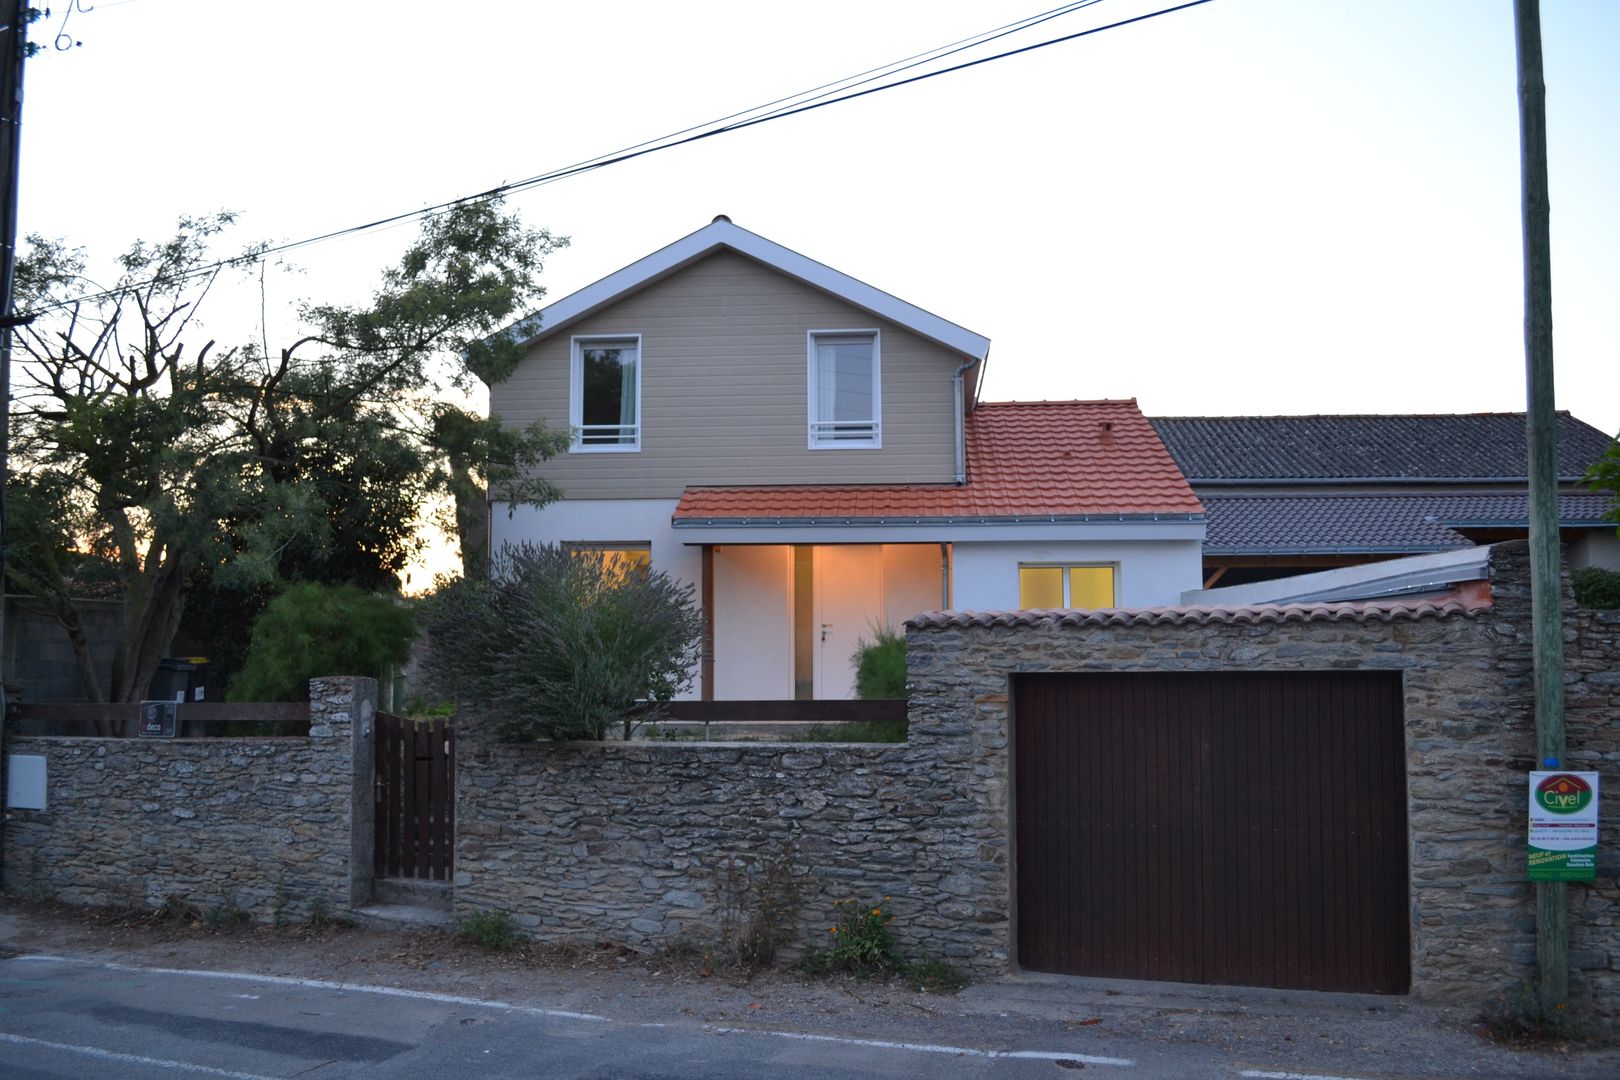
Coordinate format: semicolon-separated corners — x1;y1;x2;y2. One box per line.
1514;0;1567;1009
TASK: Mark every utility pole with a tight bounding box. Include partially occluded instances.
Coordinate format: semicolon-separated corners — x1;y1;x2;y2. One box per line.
1514;0;1567;1010
0;0;29;885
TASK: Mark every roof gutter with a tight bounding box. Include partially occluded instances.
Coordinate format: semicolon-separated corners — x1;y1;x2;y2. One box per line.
953;354;984;485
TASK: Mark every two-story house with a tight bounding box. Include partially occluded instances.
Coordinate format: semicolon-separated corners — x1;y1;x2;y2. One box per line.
488;217;1205;701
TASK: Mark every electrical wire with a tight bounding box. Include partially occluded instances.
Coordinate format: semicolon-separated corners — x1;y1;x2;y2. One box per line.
32;0;1215;313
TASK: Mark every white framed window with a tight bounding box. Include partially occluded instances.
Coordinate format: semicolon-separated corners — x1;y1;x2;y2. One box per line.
1017;564;1117;609
571;335;642;452
807;329;881;448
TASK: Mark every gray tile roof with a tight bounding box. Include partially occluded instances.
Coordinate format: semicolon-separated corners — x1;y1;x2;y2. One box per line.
907;598;1486;630
1150;413;1616;482
1203;493;1617;554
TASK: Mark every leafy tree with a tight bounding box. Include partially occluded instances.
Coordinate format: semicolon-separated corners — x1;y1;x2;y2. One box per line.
228;582;415;702
420;543;704;741
1588;441;1620;528
6;199;567;715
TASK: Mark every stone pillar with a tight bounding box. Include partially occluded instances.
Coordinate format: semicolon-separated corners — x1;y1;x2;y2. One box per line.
308;676;377;909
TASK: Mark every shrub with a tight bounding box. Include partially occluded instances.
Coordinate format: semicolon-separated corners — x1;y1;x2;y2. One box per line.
1571;566;1620;609
421;543;703;741
1481;977;1584;1046
850;625;906;699
798;719;907;743
228;582;415;702
457;909;523;952
712;844;806;974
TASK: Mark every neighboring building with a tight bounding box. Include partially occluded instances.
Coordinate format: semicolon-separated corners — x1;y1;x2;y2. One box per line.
488;217;1205;700
1149;413;1619;588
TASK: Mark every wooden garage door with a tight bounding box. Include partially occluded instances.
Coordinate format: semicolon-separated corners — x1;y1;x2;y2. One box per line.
1014;671;1410;994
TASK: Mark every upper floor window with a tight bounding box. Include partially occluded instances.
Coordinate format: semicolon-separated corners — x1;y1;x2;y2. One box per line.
808;330;881;448
1018;564;1116;609
571;335;641;451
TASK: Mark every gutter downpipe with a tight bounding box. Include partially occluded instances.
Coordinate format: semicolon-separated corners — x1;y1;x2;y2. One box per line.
953;354;983;486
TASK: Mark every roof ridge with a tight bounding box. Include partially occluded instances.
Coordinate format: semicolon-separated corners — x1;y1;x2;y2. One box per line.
978;397;1139;408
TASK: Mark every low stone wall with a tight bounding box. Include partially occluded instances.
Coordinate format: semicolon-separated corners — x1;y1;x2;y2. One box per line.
455;730;1009;969
454;541;1616;1019
1567;605;1620;1017
2;678;375;920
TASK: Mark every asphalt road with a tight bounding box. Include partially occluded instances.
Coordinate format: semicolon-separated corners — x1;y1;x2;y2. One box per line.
0;953;1610;1080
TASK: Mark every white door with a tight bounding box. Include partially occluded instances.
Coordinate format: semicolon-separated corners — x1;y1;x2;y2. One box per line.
813;545;882;699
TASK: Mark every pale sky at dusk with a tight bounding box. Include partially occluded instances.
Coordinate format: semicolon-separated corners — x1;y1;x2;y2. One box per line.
18;0;1620;436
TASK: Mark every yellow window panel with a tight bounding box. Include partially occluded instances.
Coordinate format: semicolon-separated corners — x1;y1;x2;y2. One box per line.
1068;566;1115;609
1019;566;1064;609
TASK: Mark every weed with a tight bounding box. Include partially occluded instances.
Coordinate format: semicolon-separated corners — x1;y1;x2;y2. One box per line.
152;894;201;925
905;958;969;994
306;898;354;930
712;842;806;974
458;908;523;952
805;896;903;976
1481;977;1585;1046
271;879;290;928
203;893;251;930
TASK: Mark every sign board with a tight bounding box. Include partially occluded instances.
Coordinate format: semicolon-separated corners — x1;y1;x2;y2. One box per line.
138;700;180;739
1528;771;1599;882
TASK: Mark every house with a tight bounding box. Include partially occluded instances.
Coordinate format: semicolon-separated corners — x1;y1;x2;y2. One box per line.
1148;413;1619;589
487;217;1205;700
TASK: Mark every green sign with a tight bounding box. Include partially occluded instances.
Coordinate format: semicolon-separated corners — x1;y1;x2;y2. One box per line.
1528;771;1599;882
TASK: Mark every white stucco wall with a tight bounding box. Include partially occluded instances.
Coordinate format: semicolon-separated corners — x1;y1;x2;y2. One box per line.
950;538;1205;611
1569;529;1620;571
494;501;1204;695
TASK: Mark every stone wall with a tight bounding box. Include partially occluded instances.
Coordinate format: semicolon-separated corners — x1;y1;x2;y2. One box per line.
1568;603;1620;1016
904;540;1617;1017
455;729;1010;969
453;541;1615;1015
2;678;376;920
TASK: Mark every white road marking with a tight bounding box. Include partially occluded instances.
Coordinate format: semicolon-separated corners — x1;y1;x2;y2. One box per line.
708;1026;1136;1067
1240;1071;1373;1080
10;953;1136;1068
0;1031;281;1079
11;954;609;1022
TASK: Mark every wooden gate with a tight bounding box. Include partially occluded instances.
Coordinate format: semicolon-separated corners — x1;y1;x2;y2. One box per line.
1013;671;1410;994
374;712;454;880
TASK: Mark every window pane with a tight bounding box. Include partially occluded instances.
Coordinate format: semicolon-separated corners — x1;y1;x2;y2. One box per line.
1019;566;1064;609
581;341;638;444
1068;566;1115;609
566;545;651;581
815;336;874;425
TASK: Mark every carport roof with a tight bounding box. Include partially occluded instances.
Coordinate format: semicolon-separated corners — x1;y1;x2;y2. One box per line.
906;596;1489;630
1201;492;1615;554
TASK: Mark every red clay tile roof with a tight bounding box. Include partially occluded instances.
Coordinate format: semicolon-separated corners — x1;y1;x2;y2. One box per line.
906;597;1490;630
673;400;1203;524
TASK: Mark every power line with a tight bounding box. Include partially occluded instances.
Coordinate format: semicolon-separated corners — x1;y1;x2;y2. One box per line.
32;0;1215;313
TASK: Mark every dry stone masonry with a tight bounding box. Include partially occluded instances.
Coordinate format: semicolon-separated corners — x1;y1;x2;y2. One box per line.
2;677;375;920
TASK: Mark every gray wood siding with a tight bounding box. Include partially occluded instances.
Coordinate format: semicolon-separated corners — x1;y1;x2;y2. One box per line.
493;251;963;499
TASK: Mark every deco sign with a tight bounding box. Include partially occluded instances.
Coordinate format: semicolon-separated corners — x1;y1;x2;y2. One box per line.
1527;771;1599;882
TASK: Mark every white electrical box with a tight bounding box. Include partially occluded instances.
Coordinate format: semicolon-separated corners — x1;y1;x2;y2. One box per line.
6;754;47;810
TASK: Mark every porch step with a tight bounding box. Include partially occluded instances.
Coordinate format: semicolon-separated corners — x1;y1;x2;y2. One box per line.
373;876;452;910
350;902;456;931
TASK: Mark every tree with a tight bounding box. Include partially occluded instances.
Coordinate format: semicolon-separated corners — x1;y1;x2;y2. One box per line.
228;582;415;702
420;543;704;742
6;199;568;713
1588;441;1620;530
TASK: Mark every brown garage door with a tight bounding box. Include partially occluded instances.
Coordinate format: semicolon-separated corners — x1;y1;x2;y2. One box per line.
1014;670;1409;994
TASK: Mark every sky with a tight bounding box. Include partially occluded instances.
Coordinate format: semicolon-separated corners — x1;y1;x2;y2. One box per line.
13;0;1620;577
